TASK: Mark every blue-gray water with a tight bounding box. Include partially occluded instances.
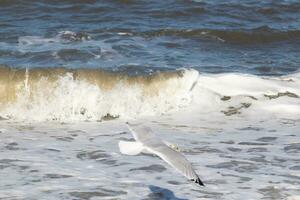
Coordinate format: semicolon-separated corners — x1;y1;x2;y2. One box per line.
0;0;299;75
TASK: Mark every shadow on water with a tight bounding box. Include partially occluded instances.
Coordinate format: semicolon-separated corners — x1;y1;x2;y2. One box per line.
146;185;188;200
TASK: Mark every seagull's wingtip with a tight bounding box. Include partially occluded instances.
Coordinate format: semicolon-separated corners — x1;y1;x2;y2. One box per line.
192;178;205;186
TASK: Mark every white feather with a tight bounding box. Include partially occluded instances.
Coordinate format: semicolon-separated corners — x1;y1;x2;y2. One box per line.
118;140;144;155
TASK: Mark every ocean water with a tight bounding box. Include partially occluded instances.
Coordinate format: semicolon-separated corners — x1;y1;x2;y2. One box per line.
0;0;300;199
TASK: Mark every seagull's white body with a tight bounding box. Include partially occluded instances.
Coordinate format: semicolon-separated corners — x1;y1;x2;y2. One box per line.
118;123;204;186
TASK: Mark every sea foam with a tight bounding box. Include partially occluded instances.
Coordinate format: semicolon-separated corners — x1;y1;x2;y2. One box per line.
0;66;299;122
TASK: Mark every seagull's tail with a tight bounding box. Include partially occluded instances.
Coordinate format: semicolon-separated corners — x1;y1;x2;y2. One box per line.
118;140;144;155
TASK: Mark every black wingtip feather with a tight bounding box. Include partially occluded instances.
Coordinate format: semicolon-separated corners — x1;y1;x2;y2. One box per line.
191;178;205;186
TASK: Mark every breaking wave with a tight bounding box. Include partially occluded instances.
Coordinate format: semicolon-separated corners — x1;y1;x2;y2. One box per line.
0;65;299;122
0;66;198;121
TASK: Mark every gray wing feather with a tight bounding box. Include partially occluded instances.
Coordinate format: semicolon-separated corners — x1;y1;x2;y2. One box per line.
146;145;199;181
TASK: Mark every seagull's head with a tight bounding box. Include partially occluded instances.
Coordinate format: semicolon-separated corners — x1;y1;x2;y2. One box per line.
168;143;181;152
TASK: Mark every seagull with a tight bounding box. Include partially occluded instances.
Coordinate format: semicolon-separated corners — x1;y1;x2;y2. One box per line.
118;122;204;186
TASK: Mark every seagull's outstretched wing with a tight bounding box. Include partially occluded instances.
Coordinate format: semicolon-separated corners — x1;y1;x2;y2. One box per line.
126;123;204;186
